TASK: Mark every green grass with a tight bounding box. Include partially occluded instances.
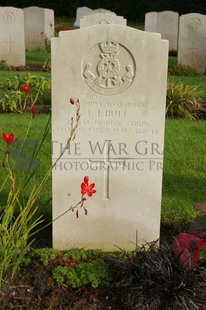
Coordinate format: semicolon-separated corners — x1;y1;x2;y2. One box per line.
0;114;52;217
169;56;177;66
0;115;205;229
162;118;206;227
26;50;51;65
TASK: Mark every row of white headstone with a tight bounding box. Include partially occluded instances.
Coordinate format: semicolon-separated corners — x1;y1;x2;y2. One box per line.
0;6;54;66
145;11;206;74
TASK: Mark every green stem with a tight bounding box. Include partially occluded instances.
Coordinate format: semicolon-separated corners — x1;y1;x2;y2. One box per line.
27;101;80;211
33;199;83;236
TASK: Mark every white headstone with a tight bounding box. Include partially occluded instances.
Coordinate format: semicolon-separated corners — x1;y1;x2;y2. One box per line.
74;6;92;27
24;6;46;50
144;12;158;33
178;13;206;74
80;13;127;28
0;7;25;66
44;8;55;42
52;25;168;251
157;11;179;51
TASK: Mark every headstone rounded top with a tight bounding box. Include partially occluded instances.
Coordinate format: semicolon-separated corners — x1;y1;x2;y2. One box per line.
88;8;115;15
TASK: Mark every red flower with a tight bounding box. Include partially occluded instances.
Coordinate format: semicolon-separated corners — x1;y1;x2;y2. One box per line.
172;232;206;268
20;83;31;93
81;176;96;197
64;25;69;30
2;133;18;145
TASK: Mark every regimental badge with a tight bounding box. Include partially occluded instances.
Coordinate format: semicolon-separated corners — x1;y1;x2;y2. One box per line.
83;37;136;95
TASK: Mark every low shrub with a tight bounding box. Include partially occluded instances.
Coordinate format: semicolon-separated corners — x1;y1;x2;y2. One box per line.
27;248;111;289
109;241;206;309
166;77;206;119
168;64;200;76
0;59;11;71
0;73;51;113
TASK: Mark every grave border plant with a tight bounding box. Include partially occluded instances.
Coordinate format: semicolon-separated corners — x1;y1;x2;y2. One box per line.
166;77;206;119
0;91;98;290
0;73;51;113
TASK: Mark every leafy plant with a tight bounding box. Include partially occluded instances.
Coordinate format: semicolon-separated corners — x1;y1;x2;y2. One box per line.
0;73;51;113
0;59;11;71
168;64;200;76
52;259;111;288
0;98;90;289
28;248;102;267
166;77;206;119
27;247;111;288
109;241;206;309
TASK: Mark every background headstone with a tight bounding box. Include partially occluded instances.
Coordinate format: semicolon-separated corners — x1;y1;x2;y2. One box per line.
0;6;25;66
178;13;206;74
88;8;115;15
157;10;179;51
44;8;55;42
52;25;168;251
74;6;92;27
144;12;158;33
80;13;127;28
24;6;46;50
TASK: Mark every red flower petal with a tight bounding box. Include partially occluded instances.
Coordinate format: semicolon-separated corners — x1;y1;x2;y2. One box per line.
84;176;89;184
20;83;31;93
80;176;96;197
2;133;18;145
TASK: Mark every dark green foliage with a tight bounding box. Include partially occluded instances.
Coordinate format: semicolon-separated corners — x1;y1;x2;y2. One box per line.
109;241;206;309
168;64;200;76
0;59;11;71
166;77;206;119
28;247;111;288
52;259;110;288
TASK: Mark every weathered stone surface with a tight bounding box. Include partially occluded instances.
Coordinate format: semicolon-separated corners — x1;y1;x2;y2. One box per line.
157;10;179;51
178;13;206;74
52;24;168;251
74;6;92;27
0;6;25;66
144;12;158;33
80;13;126;28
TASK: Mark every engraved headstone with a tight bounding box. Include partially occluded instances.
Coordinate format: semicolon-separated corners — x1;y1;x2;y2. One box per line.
178;13;206;74
74;6;92;27
52;25;168;251
24;6;53;50
157;11;179;51
0;6;25;66
80;13;126;28
144;12;158;33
